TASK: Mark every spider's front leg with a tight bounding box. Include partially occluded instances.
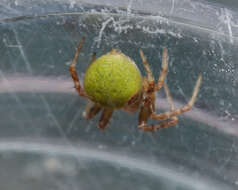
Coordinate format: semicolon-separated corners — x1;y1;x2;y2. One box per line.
156;48;168;91
139;75;202;132
138;49;155;130
69;37;87;97
139;48;168;110
138;48;202;132
138;48;171;132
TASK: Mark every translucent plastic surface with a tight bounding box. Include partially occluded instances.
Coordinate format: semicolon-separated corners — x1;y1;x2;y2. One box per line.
0;0;238;190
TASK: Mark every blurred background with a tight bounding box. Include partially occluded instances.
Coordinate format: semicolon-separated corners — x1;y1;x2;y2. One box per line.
0;0;238;189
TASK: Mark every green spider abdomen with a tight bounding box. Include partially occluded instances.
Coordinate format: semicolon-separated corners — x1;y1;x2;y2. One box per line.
83;49;142;108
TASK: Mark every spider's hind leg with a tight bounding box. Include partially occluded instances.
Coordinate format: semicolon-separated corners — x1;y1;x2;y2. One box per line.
138;49;170;132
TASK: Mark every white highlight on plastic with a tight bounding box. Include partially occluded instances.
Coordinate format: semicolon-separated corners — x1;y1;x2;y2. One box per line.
224;8;233;44
0;76;237;137
0;139;232;190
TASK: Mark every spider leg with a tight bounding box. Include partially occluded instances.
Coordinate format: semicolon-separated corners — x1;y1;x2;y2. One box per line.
138;78;154;129
162;82;178;128
138;50;156;130
138;48;201;132
139;50;157;111
69;37;86;97
139;48;168;91
138;118;179;132
151;74;202;120
83;100;102;120
139;83;178;132
139;75;201;132
139;49;154;82
139;48;169;111
98;108;114;130
156;48;168;91
164;81;175;111
138;100;152;128
138;82;178;132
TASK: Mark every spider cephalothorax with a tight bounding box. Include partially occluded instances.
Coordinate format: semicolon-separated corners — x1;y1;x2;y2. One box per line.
69;37;202;131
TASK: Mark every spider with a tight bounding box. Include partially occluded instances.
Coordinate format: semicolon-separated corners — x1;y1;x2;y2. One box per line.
69;37;202;132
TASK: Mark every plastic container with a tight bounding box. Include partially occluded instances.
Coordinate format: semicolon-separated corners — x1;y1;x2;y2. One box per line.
0;0;237;189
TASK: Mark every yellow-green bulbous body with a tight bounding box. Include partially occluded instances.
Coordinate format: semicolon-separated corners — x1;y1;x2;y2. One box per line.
83;50;142;108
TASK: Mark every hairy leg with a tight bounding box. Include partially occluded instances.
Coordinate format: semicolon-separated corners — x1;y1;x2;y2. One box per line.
138;50;157;129
69;37;86;96
151;75;202;120
139;75;201;132
139;49;168;110
139;50;154;82
139;48;168;90
139;50;156;111
83;100;102;120
138;99;153;128
139;82;178;132
160;82;178;129
98;108;114;130
123;93;142;113
156;48;168;91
